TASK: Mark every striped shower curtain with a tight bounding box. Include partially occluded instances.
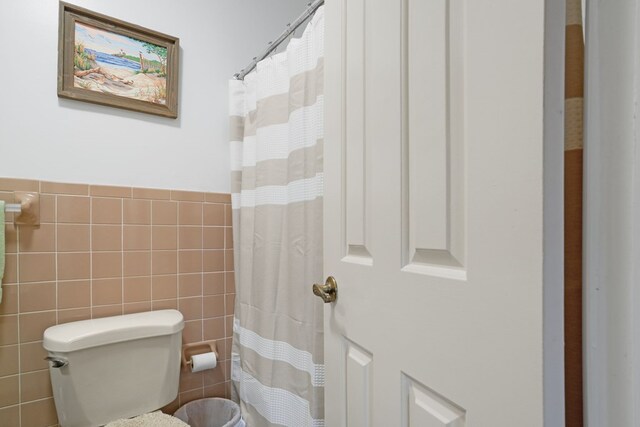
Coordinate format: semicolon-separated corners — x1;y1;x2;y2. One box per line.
228;8;325;427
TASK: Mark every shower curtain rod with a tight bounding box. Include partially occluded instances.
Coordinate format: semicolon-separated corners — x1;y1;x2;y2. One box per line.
233;0;324;80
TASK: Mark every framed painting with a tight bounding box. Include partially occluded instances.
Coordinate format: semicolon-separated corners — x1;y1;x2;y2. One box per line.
58;2;179;118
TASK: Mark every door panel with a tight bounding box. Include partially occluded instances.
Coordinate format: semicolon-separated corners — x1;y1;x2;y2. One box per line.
345;0;373;263
346;342;373;427
403;0;466;277
401;373;466;427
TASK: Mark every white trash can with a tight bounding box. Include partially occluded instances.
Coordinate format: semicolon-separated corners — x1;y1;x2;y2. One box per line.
174;398;245;427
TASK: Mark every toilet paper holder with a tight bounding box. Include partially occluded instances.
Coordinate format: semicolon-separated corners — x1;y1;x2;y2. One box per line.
181;340;219;369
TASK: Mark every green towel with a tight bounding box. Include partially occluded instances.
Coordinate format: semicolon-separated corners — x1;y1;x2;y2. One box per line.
0;200;4;304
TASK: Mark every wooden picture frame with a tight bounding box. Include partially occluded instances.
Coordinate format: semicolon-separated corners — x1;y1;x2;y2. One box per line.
58;2;179;118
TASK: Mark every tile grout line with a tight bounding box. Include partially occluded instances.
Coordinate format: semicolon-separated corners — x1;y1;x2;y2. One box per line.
16;195;22;425
54;195;59;327
201;202;205;348
150;201;154;309
16;247;225;255
176;201;180;321
176;202;181;407
121;199;124;313
89;194;93;319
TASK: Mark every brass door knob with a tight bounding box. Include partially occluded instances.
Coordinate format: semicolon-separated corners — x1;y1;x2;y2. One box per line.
313;276;338;303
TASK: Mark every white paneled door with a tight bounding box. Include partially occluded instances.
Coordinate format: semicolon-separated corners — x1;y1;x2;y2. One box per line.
321;0;565;426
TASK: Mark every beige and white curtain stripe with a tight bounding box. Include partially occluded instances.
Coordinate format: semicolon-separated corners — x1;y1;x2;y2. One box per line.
229;8;325;427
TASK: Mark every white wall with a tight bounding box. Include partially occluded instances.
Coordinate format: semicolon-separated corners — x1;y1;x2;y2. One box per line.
0;0;308;192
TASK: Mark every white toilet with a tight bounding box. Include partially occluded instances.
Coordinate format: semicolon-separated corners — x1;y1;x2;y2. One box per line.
43;310;184;427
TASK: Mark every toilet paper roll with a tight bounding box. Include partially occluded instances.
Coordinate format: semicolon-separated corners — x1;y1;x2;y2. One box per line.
190;352;217;372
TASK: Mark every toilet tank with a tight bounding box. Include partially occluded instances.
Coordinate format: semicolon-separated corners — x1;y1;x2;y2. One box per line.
43;310;184;427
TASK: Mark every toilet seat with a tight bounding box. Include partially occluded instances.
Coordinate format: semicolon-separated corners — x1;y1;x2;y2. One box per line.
104;411;189;427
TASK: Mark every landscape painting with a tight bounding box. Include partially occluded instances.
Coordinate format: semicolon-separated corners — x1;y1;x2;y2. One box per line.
74;22;167;104
58;2;179;118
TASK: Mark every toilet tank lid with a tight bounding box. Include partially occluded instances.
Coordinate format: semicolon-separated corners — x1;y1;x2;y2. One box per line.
43;310;184;352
